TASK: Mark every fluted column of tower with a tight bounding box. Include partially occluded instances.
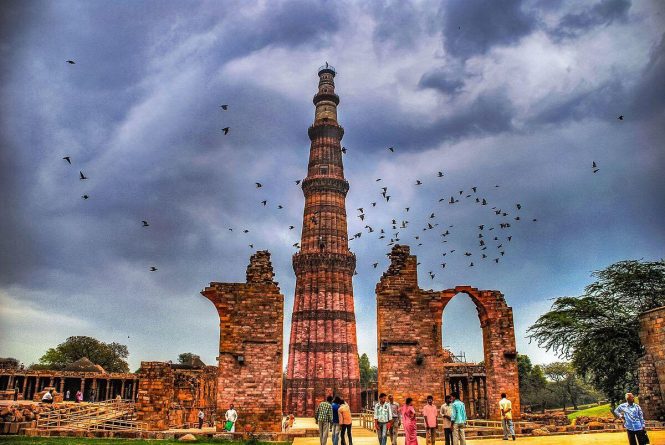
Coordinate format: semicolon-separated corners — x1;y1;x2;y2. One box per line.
285;64;361;415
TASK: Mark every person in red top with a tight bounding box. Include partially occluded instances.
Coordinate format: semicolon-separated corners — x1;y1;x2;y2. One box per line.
422;395;438;445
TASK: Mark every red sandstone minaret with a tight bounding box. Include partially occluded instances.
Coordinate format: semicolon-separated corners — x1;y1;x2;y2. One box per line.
285;64;361;415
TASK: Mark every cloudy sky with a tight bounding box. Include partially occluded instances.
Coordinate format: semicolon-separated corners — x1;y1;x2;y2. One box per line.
1;0;663;371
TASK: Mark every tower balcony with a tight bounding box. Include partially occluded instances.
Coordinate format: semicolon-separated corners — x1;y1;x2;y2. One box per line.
318;64;336;76
308;123;344;141
313;92;340;106
292;251;356;274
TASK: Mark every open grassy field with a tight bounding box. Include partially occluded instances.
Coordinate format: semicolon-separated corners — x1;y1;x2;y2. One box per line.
567;403;614;421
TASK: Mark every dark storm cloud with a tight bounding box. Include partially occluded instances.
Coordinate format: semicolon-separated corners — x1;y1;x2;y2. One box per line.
550;0;631;41
441;0;535;58
629;33;665;119
418;67;466;96
370;0;438;50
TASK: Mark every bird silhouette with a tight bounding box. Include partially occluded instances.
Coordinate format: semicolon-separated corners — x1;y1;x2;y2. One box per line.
66;60;75;64
255;182;262;188
277;205;283;209
617;115;624;120
220;104;228;110
149;267;158;272
516;204;522;210
437;171;444;177
142;220;149;227
341;147;347;154
388;147;395;152
81;194;89;200
371;202;377;207
295;180;301;185
222;127;230;135
79;171;87;180
63;156;71;164
261;200;267;206
373;263;378;268
357;208;364;213
243;229;249;233
289;226;295;230
592;161;599;173
415;180;422;185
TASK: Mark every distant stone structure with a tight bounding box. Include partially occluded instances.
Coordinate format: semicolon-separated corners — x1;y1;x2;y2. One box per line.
285;64;361;416
376;245;520;420
135;361;217;431
201;250;284;432
638;306;665;420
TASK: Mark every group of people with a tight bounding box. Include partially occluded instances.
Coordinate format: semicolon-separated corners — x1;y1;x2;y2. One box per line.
314;392;515;445
314;396;354;445
373;392;475;445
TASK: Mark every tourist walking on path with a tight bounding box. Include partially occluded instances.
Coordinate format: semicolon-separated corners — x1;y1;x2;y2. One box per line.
440;395;453;445
75;390;83;403
339;399;353;445
225;403;238;432
332;396;342;445
388;394;401;445
374;393;392;445
500;393;515;441
315;396;334;445
198;409;205;429
614;393;649;445
450;392;467;445
401;398;418;445
422;395;438;445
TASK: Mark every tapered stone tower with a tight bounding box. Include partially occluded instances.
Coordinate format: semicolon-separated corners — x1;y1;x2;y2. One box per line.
285;64;361;415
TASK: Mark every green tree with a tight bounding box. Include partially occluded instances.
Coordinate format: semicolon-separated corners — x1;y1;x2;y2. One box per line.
528;260;665;406
517;354;548;411
178;352;200;364
359;353;377;386
38;336;129;373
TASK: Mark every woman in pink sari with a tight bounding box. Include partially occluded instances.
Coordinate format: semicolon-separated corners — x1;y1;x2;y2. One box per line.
401;397;418;445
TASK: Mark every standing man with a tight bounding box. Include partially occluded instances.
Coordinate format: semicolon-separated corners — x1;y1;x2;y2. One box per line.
332;396;342;445
499;393;515;441
315;395;333;445
374;393;392;445
388;394;401;445
225;403;238;432
614;393;648;445
450;392;467;445
440;395;453;445
198;409;205;429
65;390;70;401
422;395;438;445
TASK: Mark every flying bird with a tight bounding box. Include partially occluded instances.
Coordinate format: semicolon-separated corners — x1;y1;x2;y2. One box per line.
66;60;75;64
617;115;624;120
142;220;149;227
289;226;295;230
592;161;599;173
261;200;267;206
255;182;262;188
149;266;158;272
295;180;301;185
415;180;422;185
243;229;249;233
373;263;378;268
357;208;364;213
516;204;521;210
81;194;89;200
437;171;444;177
222;127;230;135
63;156;71;164
277;205;283;209
220;104;228;110
79;171;87;180
341;147;347;154
387;147;395;152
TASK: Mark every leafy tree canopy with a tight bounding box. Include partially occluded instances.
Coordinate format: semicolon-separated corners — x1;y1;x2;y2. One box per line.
359;353;377;386
528;260;665;405
178;352;200;364
38;336;129;373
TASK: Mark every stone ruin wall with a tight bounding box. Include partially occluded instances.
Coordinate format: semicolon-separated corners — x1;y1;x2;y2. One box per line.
376;245;520;420
135;362;217;431
639;306;665;420
201;250;284;432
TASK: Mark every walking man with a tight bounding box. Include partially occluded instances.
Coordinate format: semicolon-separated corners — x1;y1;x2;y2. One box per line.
422;395;438;445
339;399;353;445
388;394;401;445
374;393;392;445
440;395;453;445
225;403;238;432
614;393;649;445
315;395;333;445
450;392;467;445
499;393;515;441
198;409;205;429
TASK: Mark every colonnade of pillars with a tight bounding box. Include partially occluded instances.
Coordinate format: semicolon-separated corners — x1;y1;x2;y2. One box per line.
1;374;138;402
446;376;488;419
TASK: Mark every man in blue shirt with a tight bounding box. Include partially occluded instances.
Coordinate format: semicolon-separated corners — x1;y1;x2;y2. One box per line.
374;393;392;445
332;396;342;445
614;393;648;445
449;392;467;445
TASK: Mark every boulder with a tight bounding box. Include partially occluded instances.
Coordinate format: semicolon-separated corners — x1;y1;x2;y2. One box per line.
532;428;550;436
587;421;605;430
179;433;198;442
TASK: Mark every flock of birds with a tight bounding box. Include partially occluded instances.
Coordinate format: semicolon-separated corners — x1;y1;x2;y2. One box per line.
61;59;623;277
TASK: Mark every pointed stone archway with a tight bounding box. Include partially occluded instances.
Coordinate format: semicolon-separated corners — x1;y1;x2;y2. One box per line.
376;245;520;420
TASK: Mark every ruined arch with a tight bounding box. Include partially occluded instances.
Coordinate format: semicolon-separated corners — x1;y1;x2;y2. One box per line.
376;245;520;420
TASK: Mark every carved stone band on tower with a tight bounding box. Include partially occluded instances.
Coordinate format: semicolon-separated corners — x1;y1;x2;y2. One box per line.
285;65;362;415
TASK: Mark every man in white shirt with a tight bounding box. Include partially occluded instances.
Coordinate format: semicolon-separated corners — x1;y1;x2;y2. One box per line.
225;404;238;432
198;409;205;429
499;393;515;441
41;389;53;404
440;395;453;445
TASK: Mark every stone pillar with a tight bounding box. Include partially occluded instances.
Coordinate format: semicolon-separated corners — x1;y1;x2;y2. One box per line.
639;306;665;420
7;375;14;390
35;377;40;395
105;379;111;400
91;379;97;402
136;362;175;431
201;251;284;432
120;380;126;399
59;378;65;394
132;379;138;400
21;376;28;399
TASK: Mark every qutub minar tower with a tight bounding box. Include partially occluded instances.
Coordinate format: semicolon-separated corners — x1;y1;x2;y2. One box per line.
285;64;362;415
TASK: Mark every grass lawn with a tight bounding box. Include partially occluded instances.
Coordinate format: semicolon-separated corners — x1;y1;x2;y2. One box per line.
567;403;614;421
0;437;282;445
